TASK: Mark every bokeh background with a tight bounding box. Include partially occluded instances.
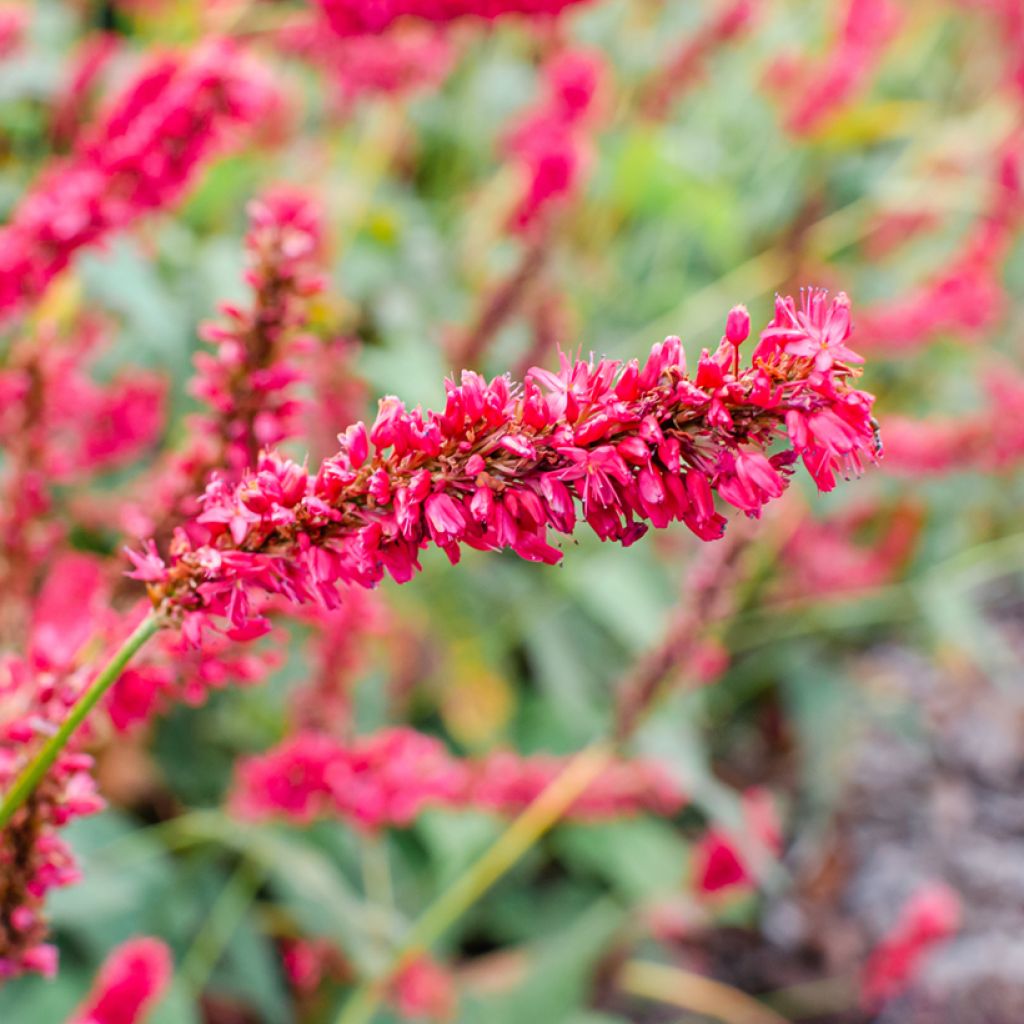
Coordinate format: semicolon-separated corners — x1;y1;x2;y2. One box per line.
3;1;1024;1021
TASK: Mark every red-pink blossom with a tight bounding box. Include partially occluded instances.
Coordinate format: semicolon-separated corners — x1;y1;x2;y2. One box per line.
134;291;877;640
502;49;606;232
65;937;172;1024
861;883;962;1009
770;0;901;136
692;829;751;894
0;4;25;60
857;134;1024;352
317;0;593;36
279;20;455;110
50;33;121;148
128;186;326;541
390;955;458;1021
231;728;686;828
0;40;280;321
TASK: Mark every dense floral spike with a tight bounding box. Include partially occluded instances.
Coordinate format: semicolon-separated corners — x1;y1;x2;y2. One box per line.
231;728;686;828
0;558;110;978
390;956;458;1021
279;20;455;110
133;290;877;639
641;0;758;119
288;595;387;734
860;884;961;1009
317;0;593;36
782;499;921;596
0;40;279;321
130;187;326;542
503;48;605;233
65;937;172;1024
857;135;1024;351
50;33;120;148
883;365;1024;475
0;321;165;646
769;0;900;136
0;4;25;60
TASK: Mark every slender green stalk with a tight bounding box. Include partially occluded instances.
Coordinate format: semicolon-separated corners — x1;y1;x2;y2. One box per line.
0;611;161;829
180;857;265;996
334;743;614;1024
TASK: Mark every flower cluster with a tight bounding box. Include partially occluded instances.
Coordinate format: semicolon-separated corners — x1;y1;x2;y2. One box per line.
0;557;109;978
0;4;25;61
317;0;593;36
279;20;455;111
781;499;921;597
691;788;781;896
65;937;172;1024
858;134;1024;351
0;40;279;321
131;187;326;543
50;33;120;149
502;48;606;232
231;727;686;829
768;0;901;136
860;883;961;1009
281;938;456;1021
132;290;877;641
0;322;165;646
883;365;1024;476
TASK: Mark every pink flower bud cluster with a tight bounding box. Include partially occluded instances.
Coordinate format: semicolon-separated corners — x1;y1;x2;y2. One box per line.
317;0;593;37
690;787;781;896
0;324;165;645
0;559;111;978
883;365;1024;476
281;937;456;1021
133;290;877;641
50;33;121;149
858;134;1024;352
288;594;388;734
502;49;606;232
0;4;26;61
768;0;901;136
65;937;172;1024
231;727;686;829
0;40;280;321
0;321;166;484
279;20;455;110
860;883;961;1010
133;187;327;544
782;499;920;597
642;0;758;119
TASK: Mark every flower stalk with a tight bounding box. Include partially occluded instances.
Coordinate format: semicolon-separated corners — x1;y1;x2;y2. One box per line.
0;613;161;830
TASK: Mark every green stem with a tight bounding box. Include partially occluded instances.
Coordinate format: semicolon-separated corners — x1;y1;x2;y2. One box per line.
180;857;265;996
0;611;161;830
334;743;614;1024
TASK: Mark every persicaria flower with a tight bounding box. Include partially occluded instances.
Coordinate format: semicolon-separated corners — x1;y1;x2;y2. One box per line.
65;937;172;1024
132;290;877;639
317;0;594;37
770;0;901;136
861;883;962;1009
231;728;687;828
502;48;606;232
0;39;280;321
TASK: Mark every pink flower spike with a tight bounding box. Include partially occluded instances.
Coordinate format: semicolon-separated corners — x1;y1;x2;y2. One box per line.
66;938;172;1024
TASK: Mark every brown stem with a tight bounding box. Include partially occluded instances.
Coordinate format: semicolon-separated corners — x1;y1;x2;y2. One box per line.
449;232;548;369
612;525;753;741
